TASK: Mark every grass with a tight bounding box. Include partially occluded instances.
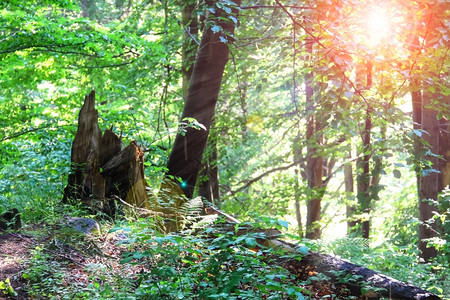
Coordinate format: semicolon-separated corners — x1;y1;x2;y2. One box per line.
0;175;448;299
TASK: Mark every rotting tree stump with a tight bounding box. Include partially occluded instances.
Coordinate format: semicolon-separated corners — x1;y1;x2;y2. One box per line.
63;90;149;216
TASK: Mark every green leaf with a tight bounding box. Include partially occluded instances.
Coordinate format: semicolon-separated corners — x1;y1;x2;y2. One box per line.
152;267;176;278
297;245;309;255
211;25;222;33
413;129;423;137
244;237;257;247
120;256;133;264
393;169;401;179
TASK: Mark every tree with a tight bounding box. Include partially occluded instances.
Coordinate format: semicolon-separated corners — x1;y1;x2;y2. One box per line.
180;0;200;97
407;0;449;261
166;0;241;200
303;34;324;239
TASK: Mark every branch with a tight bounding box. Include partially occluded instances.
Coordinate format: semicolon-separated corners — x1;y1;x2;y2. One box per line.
0;44;90;55
240;5;311;10
230;159;305;195
0;44;140;60
177;20;200;46
0;124;61;142
111;195;172;218
78;61;136;69
274;0;370;107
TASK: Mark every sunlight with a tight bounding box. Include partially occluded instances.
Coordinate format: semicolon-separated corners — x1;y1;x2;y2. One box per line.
364;7;392;46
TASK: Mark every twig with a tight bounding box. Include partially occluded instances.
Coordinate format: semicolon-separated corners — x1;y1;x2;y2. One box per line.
0;124;67;142
230;158;305;195
111;195;171;218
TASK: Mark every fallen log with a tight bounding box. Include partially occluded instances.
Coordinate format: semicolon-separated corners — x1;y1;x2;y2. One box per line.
274;240;441;300
205;206;441;300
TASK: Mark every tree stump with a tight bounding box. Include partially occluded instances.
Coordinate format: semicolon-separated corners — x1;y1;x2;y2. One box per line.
63;91;149;216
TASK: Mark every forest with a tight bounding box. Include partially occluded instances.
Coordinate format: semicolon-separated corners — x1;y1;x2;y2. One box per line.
0;0;449;299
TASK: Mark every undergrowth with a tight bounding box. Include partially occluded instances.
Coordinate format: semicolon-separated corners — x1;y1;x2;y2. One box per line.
111;220;308;299
320;238;449;299
19;211;450;300
1;176;447;299
21;217;310;300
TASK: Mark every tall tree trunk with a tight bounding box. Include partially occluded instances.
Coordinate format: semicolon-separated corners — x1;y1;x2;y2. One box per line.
181;0;199;97
181;0;221;204
293;133;304;238
410;6;449;261
197;134;220;205
166;0;241;199
437;101;450;192
417;91;440;261
304;38;323;239
356;111;372;239
354;62;373;239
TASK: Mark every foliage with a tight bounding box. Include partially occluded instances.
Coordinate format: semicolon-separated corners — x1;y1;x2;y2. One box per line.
114;218;306;299
0;278;17;297
425;187;450;263
0;0;449;298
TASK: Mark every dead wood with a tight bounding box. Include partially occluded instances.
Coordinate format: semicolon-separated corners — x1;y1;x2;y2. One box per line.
63;91;148;215
206;206;441;300
276;243;441;300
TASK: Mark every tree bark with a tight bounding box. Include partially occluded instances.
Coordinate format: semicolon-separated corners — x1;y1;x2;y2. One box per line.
354;62;374;239
304;35;324;240
277;246;441;300
345;150;357;234
293;133;304;238
197;135;220;205
410;5;449;260
63;91;149;215
417;91;440;261
181;0;199;97
166;0;241;199
357;111;372;239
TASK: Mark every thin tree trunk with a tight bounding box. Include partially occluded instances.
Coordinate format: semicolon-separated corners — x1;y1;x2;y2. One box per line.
293;133;304;237
345;150;356;234
303;34;324;239
417;91;439;261
356;111;372;239
355;62;373;239
301;30;327;239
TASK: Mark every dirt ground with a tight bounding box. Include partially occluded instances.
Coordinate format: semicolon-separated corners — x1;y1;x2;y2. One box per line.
0;228;138;300
0;233;35;299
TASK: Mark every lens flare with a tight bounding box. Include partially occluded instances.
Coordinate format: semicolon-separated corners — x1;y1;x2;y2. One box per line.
180;180;188;190
365;8;392;45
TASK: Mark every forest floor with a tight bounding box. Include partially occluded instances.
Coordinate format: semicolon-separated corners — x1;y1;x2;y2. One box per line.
0;223;442;300
0;225;144;300
0;233;33;299
0;224;361;300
